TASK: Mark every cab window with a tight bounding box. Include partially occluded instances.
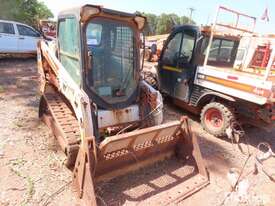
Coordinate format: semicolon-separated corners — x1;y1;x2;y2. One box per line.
0;22;15;34
199;37;239;67
17;25;40;37
58;17;81;85
86;23;102;46
179;31;195;64
208;39;235;62
85;18;137;104
162;30;195;67
162;32;182;66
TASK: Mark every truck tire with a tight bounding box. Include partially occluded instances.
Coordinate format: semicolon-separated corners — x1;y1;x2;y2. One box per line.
200;102;234;136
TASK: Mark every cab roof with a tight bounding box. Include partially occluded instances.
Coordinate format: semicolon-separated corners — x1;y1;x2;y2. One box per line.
58;4;146;30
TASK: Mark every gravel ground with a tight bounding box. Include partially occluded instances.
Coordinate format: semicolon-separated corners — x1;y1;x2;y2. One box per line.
0;58;274;206
0;58;80;206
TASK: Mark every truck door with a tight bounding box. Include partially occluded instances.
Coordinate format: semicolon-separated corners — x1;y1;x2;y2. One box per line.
16;24;41;53
158;27;197;102
0;22;17;53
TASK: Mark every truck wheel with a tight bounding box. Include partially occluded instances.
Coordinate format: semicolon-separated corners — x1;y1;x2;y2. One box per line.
201;102;234;136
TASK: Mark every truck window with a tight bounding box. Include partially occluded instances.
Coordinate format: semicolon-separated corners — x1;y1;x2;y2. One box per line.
17;25;40;37
86;23;102;46
180;32;195;63
162;32;182;66
58;17;81;85
200;37;239;67
0;22;15;34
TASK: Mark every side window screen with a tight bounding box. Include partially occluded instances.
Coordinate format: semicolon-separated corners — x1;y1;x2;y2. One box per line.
111;26;134;53
162;32;182;66
86;23;102;46
0;22;15;34
17;25;39;37
58;17;81;85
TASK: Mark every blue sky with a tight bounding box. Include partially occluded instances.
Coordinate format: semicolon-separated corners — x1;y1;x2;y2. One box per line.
41;0;275;34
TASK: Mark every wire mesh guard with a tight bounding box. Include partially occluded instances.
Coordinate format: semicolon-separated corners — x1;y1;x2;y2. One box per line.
87;19;136;101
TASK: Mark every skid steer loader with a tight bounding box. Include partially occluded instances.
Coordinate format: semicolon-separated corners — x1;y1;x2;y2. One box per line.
37;4;209;205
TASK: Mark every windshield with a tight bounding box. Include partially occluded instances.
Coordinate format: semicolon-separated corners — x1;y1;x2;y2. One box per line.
86;17;137;104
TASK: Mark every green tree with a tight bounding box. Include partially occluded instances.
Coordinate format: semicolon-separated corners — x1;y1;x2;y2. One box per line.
0;0;53;27
156;13;184;34
142;12;195;35
143;13;158;35
156;14;172;34
181;16;195;25
168;13;181;25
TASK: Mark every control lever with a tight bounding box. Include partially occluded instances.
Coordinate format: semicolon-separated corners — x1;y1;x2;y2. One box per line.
87;51;93;71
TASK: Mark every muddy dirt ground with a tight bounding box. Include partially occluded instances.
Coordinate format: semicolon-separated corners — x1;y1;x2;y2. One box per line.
0;58;274;206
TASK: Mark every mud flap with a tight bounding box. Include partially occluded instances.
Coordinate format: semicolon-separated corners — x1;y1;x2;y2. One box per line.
73;117;209;205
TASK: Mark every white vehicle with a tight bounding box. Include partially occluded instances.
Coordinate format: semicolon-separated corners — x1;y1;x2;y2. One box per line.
156;6;275;137
0;20;41;54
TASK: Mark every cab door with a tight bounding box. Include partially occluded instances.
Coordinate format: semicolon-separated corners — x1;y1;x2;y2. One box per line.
0;21;17;53
16;24;41;53
158;26;197;102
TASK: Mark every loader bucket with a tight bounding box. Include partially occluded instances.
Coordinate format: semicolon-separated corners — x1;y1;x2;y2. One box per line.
73;117;209;206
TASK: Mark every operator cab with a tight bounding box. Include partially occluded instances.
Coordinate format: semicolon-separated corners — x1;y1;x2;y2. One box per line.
57;5;163;138
78;6;160;138
81;7;149;137
85;17;140;109
158;25;240;103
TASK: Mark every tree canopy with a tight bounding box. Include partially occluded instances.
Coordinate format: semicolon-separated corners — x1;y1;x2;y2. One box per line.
0;0;53;27
143;12;195;35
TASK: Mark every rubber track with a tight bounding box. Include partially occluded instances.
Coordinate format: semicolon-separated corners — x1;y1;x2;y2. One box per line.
44;91;81;152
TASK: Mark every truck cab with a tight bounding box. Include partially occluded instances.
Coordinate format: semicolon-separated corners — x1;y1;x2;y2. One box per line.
158;25;199;102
